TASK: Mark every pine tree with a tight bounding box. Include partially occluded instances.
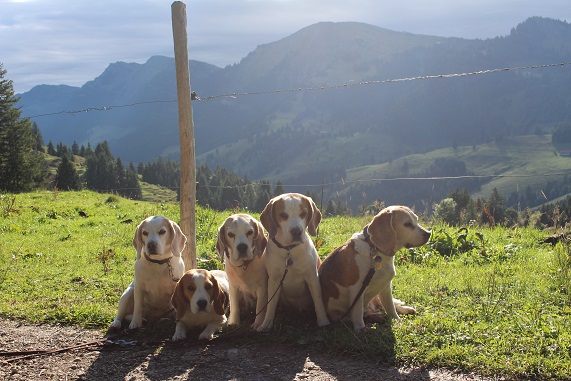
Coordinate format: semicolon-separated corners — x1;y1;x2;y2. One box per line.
0;64;48;192
55;155;81;190
47;140;56;155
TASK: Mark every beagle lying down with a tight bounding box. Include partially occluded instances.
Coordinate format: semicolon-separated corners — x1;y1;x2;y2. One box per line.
319;205;431;331
171;269;229;341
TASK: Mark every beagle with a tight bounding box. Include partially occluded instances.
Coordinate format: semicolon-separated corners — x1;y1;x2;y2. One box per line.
171;269;229;341
110;216;187;330
257;193;330;332
216;214;268;329
319;205;431;331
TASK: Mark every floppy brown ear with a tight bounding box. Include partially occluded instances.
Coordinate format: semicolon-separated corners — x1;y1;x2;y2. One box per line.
306;197;322;237
171;277;189;321
216;218;230;262
132;220;146;259
367;210;396;255
251;219;268;257
260;198;278;238
169;220;187;257
210;275;227;316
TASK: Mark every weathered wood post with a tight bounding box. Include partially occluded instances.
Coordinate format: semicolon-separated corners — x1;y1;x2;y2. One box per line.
171;1;196;270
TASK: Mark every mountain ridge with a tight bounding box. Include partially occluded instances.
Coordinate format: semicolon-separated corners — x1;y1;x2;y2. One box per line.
16;16;571;208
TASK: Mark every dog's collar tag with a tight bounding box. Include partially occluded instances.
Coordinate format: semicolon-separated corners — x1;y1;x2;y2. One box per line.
373;255;383;269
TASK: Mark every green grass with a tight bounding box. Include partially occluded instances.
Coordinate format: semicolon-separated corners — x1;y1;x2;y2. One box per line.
1;191;570;379
346;134;571;200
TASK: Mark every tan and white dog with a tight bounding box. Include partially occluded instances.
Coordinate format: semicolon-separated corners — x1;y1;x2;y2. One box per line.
171;269;229;341
257;193;330;331
110;216;187;330
319;205;431;331
216;214;268;329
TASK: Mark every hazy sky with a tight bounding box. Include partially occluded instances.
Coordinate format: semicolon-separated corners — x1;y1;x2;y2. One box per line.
1;0;569;93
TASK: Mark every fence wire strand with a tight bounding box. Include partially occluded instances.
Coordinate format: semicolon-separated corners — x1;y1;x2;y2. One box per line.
27;61;571;119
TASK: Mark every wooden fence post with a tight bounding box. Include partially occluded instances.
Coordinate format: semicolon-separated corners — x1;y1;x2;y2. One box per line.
171;1;196;270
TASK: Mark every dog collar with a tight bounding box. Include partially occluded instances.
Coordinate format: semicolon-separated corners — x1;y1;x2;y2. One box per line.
144;253;173;265
270;237;296;267
271;237;300;252
362;226;394;257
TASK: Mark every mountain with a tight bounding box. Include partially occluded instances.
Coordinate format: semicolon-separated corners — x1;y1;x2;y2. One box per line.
17;17;571;207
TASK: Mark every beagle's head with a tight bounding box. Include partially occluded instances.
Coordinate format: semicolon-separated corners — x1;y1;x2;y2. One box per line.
171;269;228;319
133;216;187;259
216;214;267;266
366;205;431;256
260;193;322;245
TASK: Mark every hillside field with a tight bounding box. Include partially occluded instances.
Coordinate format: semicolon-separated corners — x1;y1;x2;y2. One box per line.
0;191;570;379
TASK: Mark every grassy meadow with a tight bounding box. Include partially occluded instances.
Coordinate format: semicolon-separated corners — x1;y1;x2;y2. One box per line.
1;190;570;380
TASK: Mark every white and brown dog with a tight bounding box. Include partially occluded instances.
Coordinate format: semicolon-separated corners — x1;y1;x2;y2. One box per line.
216;214;268;329
257;193;330;331
319;205;431;331
171;269;229;341
110;216;187;330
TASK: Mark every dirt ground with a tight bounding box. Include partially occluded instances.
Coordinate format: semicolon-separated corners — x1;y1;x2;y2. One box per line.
0;318;497;381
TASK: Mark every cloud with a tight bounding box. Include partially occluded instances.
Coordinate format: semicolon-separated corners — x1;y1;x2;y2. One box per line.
1;0;570;93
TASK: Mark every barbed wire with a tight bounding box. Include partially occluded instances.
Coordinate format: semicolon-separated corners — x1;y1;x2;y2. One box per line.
27;61;571;119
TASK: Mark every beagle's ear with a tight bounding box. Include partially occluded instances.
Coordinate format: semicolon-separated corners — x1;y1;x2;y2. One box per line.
210;275;227;316
132;220;146;259
367;210;396;255
306;197;322;237
216;218;230;262
169;220;187;257
171;277;190;321
251;219;268;257
260;198;278;239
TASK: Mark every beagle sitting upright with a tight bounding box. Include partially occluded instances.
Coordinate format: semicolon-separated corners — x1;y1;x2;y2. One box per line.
110;216;187;330
171;269;229;341
216;214;268;329
257;193;330;332
319;205;431;331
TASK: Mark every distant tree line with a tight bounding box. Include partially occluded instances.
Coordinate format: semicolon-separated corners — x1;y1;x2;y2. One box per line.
138;157;289;212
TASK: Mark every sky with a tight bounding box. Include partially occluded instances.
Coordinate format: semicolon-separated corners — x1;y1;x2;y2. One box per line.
1;0;570;94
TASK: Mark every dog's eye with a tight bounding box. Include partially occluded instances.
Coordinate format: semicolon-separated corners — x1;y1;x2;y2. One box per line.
280;213;288;220
142;231;149;236
300;212;307;219
246;230;254;236
228;232;235;238
204;283;212;290
159;229;167;235
404;222;413;228
187;285;195;292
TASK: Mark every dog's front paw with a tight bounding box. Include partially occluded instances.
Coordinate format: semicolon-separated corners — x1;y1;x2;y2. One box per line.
256;319;273;332
317;317;330;327
109;319;122;330
172;331;187;342
128;318;143;330
198;331;214;340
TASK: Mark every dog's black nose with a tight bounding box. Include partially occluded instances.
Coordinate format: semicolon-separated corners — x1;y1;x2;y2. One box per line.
197;299;207;310
291;227;302;240
237;243;248;255
147;241;157;253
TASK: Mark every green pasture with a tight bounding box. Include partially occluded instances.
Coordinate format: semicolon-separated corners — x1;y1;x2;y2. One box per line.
0;191;570;379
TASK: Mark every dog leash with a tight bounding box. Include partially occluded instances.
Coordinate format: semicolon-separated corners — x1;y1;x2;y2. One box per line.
143;253;180;282
338;227;385;321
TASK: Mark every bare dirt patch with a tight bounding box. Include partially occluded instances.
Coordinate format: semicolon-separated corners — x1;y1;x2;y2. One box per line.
0;318;494;380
